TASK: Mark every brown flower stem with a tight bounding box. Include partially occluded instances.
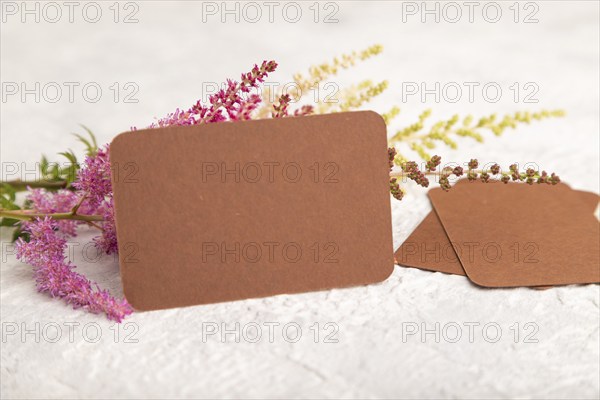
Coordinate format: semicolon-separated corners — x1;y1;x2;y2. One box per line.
390;170;458;178
86;221;105;231
0;209;104;222
390;170;444;178
389;169;532;179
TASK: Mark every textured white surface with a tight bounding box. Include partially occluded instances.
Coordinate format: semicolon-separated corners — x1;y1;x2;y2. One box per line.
1;1;599;399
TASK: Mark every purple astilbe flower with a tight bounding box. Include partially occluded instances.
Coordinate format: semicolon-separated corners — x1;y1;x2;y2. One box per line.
94;199;118;255
229;94;262;121
24;188;98;236
151;107;199;128
72;145;112;210
28;188;77;213
15;217;133;322
149;60;277;128
26;188;79;236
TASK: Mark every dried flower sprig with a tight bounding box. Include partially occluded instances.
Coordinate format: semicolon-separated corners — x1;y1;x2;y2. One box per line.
271;45;565;165
314;79;389;114
388;148;404;201
257;44;383;118
388;153;561;194
382;106;401;125
292;44;384;94
267;44;564;166
389;109;565;163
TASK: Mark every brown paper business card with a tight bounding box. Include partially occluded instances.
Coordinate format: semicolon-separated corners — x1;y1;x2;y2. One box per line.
395;211;466;276
427;181;600;287
395;185;599;280
110;111;394;311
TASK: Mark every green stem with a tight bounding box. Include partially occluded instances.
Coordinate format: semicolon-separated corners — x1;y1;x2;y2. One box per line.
0;209;103;222
3;179;68;191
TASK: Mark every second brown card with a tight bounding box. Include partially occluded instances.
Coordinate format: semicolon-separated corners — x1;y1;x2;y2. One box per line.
395;185;599;281
427;182;599;287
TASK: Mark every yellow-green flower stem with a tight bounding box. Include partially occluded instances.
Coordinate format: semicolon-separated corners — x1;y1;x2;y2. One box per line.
3;179;68;192
0;208;103;222
389;109;565;162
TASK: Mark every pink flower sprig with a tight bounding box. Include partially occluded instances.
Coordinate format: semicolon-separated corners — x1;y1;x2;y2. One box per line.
26;189;80;236
149;60;278;128
71;144;118;254
93;199;118;255
15;217;132;322
72;145;112;210
12;145;126;321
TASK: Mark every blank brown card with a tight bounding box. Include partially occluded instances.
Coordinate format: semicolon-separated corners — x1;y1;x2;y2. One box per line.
428;181;599;287
110;111;394;311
